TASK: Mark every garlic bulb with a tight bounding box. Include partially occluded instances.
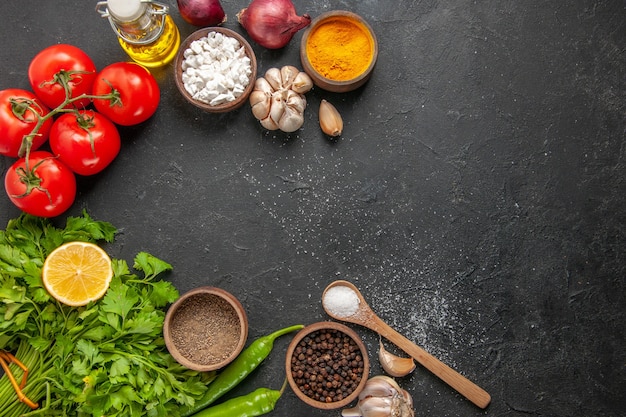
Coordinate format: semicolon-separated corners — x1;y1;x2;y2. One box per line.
342;375;414;417
378;340;416;377
249;65;313;133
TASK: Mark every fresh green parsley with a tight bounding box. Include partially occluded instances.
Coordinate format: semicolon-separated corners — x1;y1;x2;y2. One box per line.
0;211;215;416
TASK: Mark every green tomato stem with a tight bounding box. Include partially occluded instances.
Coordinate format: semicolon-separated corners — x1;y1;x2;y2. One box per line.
14;69;119;163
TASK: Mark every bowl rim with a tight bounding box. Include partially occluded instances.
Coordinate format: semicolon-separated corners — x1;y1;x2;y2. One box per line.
174;27;258;113
300;10;379;93
163;286;249;372
285;321;370;410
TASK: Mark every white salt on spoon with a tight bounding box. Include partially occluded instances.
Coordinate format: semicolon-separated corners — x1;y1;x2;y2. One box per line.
322;284;361;318
322;280;491;409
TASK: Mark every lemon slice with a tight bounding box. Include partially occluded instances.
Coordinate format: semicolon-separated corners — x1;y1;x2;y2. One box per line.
42;241;113;306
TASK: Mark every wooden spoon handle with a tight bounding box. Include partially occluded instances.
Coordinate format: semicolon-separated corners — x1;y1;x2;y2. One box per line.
370;315;491;409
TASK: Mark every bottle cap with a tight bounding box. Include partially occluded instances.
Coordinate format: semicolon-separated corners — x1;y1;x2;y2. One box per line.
107;0;146;21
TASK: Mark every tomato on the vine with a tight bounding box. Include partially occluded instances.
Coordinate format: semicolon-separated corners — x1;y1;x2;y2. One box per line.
92;62;160;126
0;89;53;158
4;151;77;218
28;44;97;110
49;110;121;176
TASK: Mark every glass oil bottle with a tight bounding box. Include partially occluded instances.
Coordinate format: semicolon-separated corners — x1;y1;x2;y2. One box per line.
96;0;180;68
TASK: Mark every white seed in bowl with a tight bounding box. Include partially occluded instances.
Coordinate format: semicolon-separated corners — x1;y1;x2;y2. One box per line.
181;32;252;106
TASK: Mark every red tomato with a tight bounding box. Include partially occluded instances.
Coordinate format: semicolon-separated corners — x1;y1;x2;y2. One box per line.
0;89;53;158
92;62;160;126
49;110;121;176
5;151;77;218
28;44;97;110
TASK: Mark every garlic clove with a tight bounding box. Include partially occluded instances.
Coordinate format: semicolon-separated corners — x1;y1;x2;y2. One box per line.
358;375;402;399
280;65;300;90
250;91;271;120
378;341;416;377
249;90;268;107
356;396;395;417
254;77;275;95
251;94;271;120
319;99;343;137
278;106;304;133
291;71;313;94
285;90;306;114
260;115;279;130
264;67;283;91
269;92;286;126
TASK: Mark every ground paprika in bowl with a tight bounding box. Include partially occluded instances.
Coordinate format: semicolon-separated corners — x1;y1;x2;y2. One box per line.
300;11;378;93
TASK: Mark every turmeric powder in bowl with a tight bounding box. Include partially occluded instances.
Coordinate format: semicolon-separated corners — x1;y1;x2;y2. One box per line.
300;11;378;93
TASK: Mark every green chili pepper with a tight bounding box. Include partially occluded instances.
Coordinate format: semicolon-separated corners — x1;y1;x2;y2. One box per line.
189;380;286;417
180;324;303;417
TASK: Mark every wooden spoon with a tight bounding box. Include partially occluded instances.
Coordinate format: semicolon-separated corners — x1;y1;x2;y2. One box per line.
322;280;491;409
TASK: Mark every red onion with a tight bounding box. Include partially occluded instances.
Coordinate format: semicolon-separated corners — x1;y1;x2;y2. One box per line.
177;0;226;27
237;0;311;49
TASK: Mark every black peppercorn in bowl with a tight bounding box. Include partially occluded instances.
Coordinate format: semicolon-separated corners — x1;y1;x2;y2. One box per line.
285;321;370;410
163;286;248;372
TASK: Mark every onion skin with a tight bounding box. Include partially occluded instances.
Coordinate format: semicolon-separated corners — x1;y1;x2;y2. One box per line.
177;0;226;27
237;0;311;49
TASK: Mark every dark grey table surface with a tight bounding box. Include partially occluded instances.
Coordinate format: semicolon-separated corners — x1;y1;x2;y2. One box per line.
1;1;624;416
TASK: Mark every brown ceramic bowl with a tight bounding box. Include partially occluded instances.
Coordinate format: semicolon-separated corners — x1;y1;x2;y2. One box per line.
300;11;378;93
174;27;257;113
285;321;370;410
163;286;248;371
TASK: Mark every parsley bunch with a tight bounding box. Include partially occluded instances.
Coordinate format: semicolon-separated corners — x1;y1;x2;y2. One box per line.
0;212;215;416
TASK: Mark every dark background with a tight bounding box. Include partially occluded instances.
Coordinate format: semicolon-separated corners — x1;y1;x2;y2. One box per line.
1;1;624;416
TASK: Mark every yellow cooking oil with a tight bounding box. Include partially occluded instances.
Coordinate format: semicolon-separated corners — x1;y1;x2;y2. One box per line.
117;14;180;68
96;0;180;68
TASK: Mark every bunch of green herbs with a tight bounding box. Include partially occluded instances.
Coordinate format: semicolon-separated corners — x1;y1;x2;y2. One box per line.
0;212;215;416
